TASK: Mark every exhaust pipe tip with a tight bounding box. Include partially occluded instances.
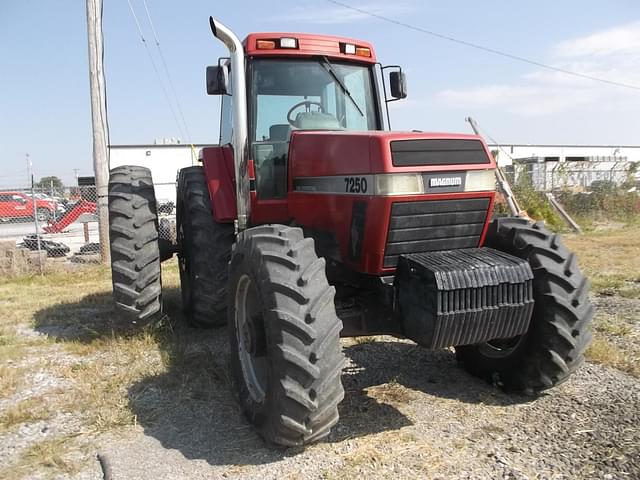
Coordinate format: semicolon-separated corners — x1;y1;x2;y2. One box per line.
209;16;217;37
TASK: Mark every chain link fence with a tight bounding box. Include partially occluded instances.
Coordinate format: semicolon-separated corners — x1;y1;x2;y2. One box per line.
0;179;178;276
499;160;640;228
503;161;636;192
0;184;100;275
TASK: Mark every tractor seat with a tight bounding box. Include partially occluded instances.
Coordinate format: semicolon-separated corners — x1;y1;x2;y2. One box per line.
293;112;342;130
269;124;291;141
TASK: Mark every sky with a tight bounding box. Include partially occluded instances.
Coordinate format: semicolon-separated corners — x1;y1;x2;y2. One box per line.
1;0;640;187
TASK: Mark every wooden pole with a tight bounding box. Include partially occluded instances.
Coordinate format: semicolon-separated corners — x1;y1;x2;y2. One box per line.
86;0;110;264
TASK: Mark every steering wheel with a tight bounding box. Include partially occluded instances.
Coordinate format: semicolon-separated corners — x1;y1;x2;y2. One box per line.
286;100;326;127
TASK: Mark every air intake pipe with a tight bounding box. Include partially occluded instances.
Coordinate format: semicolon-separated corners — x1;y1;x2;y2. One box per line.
209;16;250;231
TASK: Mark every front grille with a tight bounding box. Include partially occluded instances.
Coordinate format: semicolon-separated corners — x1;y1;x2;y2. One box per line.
383;197;490;268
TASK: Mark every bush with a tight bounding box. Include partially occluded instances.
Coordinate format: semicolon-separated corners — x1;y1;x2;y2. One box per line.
557;184;640;225
494;169;640;230
493;171;564;231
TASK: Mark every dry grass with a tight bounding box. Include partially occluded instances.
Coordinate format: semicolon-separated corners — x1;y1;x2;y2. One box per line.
0;397;50;429
596;316;633;337
586;338;640;377
323;430;442;479
0;364;20;400
60;334;165;431
367;379;416;406
0;262;183;478
564;225;640;298
564;225;640;376
2;435;85;479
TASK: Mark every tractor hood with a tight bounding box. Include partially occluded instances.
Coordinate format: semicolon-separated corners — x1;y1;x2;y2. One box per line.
288;130;496;180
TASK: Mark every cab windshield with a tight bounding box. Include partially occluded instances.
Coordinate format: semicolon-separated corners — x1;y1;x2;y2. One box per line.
249;58;379;199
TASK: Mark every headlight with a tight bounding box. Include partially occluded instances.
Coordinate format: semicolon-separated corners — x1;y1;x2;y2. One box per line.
375;174;424;195
465;169;496;192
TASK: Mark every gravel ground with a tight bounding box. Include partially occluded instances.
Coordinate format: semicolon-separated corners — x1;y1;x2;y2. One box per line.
2;290;639;479
88;323;639;480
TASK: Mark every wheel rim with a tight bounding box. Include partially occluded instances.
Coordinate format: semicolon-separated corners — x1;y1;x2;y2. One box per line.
235;274;268;404
478;335;525;358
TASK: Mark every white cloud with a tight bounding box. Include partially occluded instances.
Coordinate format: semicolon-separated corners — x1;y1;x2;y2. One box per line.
266;2;415;25
554;21;640;57
435;22;640;117
437;85;594;116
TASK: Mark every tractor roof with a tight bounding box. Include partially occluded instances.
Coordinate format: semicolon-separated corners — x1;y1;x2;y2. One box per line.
243;32;377;64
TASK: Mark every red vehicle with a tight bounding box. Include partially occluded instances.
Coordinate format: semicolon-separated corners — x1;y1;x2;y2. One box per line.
0;191;57;222
107;17;593;447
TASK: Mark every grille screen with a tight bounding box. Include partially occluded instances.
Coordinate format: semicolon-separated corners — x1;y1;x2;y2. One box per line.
390;139;491;167
383;197;490;268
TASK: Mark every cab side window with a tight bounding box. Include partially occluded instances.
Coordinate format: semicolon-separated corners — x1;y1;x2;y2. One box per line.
219;65;233;146
220;94;233;145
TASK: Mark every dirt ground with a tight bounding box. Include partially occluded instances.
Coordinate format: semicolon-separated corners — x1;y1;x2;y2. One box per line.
0;225;638;479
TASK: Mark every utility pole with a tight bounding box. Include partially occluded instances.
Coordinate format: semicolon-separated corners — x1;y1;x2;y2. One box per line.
26;153;31;186
86;0;110;264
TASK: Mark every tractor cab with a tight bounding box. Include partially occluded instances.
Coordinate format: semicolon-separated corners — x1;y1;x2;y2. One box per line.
206;31;406;209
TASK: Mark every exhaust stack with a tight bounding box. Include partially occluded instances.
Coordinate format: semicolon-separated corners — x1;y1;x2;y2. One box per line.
209;16;250;231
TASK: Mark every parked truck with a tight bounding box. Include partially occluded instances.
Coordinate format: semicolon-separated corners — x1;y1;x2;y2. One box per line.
0;191;57;223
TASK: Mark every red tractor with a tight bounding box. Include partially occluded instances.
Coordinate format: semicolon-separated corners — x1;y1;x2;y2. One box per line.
107;17;593;447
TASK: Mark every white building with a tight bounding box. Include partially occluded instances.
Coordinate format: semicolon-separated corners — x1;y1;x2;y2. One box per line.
489;143;640;166
109;144;208;205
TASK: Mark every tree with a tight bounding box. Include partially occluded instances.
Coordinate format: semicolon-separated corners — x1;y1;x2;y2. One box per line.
35;176;65;195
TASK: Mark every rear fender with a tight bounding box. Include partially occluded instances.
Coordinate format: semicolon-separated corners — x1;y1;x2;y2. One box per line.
200;146;236;222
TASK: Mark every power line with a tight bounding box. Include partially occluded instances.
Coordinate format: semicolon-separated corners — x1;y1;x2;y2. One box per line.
126;0;187;141
326;0;640;92
141;0;193;144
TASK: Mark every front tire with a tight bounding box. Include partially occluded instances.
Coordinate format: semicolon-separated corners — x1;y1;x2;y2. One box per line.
228;225;345;446
456;217;594;393
177;166;234;328
108;165;162;322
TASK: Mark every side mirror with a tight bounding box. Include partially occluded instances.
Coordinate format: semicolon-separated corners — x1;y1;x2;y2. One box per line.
206;65;229;95
389;71;407;99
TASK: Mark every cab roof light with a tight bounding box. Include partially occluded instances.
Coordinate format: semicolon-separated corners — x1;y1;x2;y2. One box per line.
340;42;371;57
256;39;276;49
279;37;298;49
256;38;298;50
342;43;356;55
355;46;371;57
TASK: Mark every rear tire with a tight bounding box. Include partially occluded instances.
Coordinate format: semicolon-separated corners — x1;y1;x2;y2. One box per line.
177;166;234;328
456;217;594;394
228;225;345;446
108;165;162;322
